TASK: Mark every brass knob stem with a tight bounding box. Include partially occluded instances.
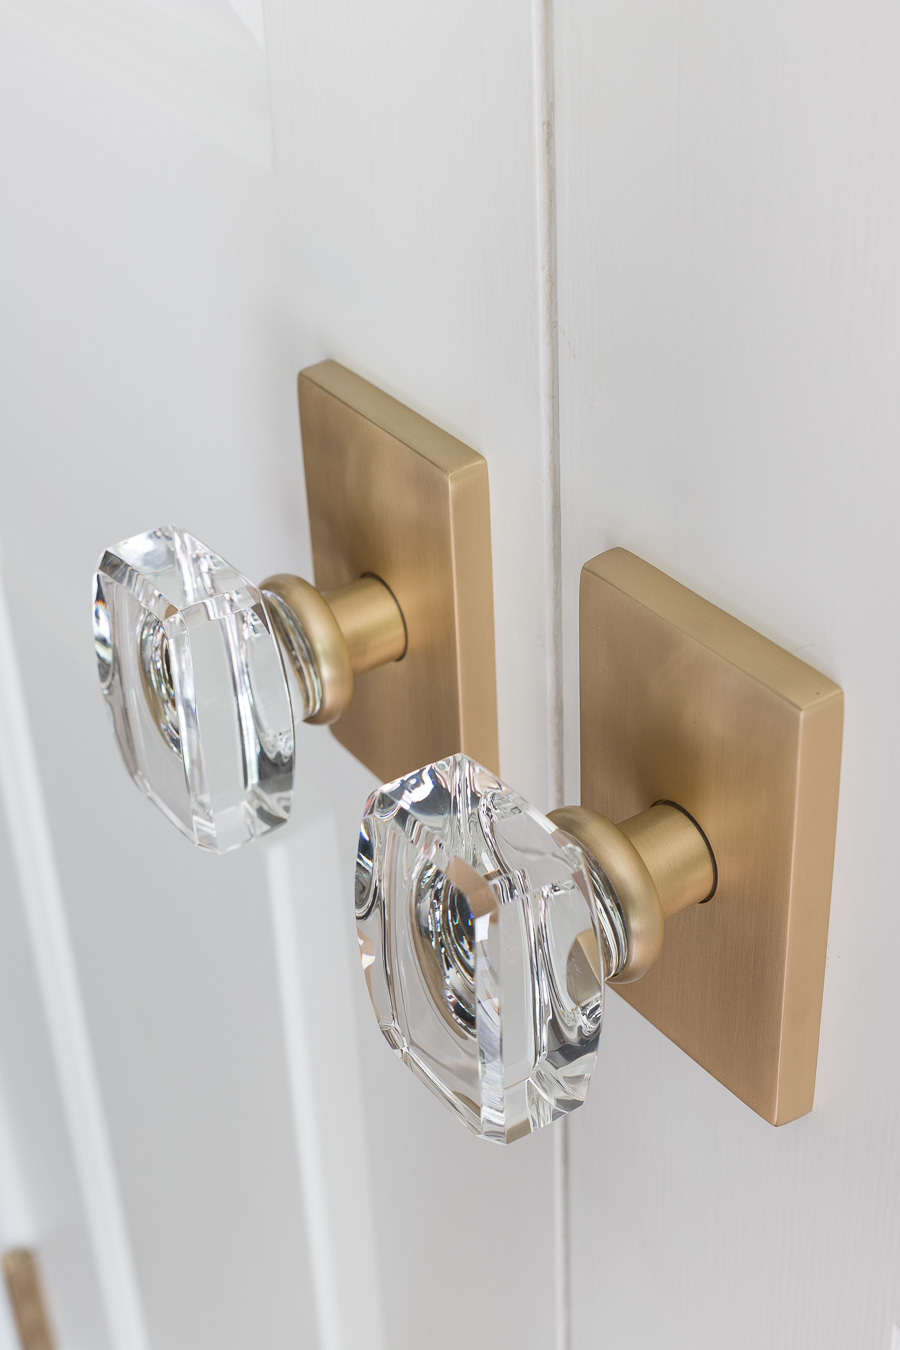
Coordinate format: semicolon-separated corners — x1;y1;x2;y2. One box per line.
618;802;716;918
323;576;407;674
548;801;716;984
261;573;406;727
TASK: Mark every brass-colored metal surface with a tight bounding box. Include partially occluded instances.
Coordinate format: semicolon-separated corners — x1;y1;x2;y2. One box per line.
549;806;664;982
3;1250;55;1350
580;548;843;1125
262;572;353;725
262;572;405;723
323;575;407;675
550;803;714;981
619;802;716;918
298;361;499;780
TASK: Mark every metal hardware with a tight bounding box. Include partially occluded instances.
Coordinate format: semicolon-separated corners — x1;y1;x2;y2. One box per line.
298;361;499;781
549;800;716;982
325;576;408;675
93;363;498;846
262;572;406;727
3;1250;55;1350
357;755;716;1140
354;548;842;1139
578;548;843;1125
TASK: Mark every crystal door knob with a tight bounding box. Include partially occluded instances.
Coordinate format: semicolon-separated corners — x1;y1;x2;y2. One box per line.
93;524;405;852
355;753;715;1143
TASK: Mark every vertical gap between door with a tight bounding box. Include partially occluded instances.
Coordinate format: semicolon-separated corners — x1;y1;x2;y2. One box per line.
534;3;570;1349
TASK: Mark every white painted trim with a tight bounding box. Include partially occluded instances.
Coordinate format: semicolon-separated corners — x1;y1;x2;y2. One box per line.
0;0;272;165
0;561;150;1350
267;825;387;1350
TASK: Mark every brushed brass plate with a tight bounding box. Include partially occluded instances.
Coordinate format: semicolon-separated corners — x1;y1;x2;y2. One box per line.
581;549;843;1124
298;361;498;782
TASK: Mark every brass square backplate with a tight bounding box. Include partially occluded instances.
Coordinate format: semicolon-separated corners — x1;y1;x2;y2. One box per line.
298;361;498;782
581;549;843;1124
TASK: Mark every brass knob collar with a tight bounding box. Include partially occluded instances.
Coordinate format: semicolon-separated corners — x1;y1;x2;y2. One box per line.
550;806;664;982
262;573;406;727
548;801;716;984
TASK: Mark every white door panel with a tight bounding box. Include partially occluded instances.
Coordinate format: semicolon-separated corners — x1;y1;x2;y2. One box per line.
0;20;319;1350
555;4;900;1347
261;6;564;1341
0;3;563;1348
0;0;271;164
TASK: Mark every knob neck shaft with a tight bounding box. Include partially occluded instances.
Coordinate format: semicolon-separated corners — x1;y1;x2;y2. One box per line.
548;800;715;984
262;572;406;727
323;576;407;675
618;802;716;918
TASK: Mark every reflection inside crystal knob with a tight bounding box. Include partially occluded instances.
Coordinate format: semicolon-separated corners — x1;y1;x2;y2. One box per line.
138;613;181;753
356;754;625;1143
93;525;294;853
414;863;477;1034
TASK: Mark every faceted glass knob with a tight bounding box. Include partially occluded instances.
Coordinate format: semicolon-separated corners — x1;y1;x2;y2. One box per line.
355;754;626;1143
93;526;295;853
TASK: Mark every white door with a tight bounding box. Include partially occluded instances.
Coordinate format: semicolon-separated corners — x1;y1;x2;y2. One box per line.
0;2;896;1349
554;8;900;1347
